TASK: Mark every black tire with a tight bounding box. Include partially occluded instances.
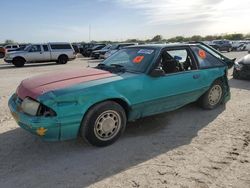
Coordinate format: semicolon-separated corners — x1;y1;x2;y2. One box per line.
233;68;240;79
13;57;25;67
198;80;224;110
80;101;127;147
0;52;4;58
57;55;68;64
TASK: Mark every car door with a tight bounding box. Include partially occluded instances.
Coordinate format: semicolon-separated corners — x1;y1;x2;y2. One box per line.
140;47;209;117
26;44;44;62
42;44;51;61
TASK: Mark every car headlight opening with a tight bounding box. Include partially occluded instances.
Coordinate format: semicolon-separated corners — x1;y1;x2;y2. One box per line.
21;97;56;117
21;98;40;116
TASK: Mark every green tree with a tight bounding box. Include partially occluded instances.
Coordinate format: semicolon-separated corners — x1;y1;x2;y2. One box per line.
4;39;15;44
151;35;163;42
190;35;202;41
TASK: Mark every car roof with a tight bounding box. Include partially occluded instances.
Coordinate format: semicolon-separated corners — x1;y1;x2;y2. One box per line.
125;43;196;50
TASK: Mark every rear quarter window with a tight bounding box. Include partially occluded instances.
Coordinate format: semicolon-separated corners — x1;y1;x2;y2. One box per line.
191;46;224;69
50;44;72;50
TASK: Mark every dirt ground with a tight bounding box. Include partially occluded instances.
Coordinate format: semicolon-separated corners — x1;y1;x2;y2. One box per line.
0;52;249;188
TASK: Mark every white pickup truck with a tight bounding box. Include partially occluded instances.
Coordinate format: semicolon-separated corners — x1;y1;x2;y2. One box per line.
4;42;76;67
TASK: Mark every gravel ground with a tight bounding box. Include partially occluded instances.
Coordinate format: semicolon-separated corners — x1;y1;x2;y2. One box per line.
0;52;249;188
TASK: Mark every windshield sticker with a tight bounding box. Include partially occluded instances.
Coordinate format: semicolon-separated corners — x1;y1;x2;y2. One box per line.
137;49;154;54
198;49;206;59
133;56;144;63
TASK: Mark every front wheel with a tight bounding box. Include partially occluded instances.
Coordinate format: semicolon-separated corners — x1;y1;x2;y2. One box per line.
80;101;127;147
199;80;224;110
13;57;25;67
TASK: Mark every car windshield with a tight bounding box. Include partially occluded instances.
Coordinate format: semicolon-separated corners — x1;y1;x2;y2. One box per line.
109;44;119;50
102;45;111;50
24;45;32;51
100;48;156;73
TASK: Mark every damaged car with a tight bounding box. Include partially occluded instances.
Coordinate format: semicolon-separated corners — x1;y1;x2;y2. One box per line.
9;43;233;147
233;54;250;80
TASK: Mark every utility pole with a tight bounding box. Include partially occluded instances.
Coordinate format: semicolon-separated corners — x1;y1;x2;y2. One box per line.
89;24;91;42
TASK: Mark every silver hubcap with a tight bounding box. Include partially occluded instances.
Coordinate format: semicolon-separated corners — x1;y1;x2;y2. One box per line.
94;110;121;141
208;85;222;106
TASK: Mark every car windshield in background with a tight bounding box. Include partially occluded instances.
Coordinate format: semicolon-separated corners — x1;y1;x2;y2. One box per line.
110;45;119;50
24;45;32;51
102;45;111;50
92;45;104;50
101;48;156;73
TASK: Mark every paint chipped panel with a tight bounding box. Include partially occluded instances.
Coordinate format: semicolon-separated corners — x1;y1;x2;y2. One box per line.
17;68;114;100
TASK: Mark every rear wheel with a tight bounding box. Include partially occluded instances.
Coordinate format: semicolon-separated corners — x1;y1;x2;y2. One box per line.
13;57;25;67
80;101;127;147
57;55;68;64
199;80;224;110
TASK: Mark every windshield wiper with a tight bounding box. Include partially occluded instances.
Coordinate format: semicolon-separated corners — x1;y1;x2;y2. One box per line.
110;64;126;73
96;63;126;73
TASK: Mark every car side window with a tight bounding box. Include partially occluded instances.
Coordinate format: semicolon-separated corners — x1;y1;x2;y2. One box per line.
29;45;41;52
43;45;49;52
191;46;224;69
159;48;196;74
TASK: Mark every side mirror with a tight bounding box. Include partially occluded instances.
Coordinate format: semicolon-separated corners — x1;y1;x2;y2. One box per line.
150;68;165;77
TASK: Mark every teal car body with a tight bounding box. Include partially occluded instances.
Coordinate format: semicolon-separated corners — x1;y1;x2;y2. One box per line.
8;43;232;141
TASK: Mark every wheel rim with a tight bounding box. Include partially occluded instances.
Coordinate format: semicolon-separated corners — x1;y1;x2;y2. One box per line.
208;85;222;106
94;110;121;141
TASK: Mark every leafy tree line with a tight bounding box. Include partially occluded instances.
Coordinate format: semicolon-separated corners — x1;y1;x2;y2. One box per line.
97;33;250;44
2;33;250;45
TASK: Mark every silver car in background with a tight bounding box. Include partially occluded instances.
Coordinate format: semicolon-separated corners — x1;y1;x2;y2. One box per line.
4;42;76;67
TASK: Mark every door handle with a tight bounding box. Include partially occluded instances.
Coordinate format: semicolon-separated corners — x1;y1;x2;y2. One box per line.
193;74;200;79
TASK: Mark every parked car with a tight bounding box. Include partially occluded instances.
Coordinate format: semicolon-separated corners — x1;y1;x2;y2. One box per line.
80;43;105;57
79;43;94;55
72;44;80;54
231;41;246;51
245;43;250;53
85;44;106;57
4;44;20;52
8;43;233;147
233;54;250;80
210;40;232;52
7;44;31;52
91;44;112;59
4;42;76;67
103;43;138;59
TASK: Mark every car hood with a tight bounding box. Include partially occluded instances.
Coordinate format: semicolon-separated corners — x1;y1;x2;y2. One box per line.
17;68;115;100
7;50;26;55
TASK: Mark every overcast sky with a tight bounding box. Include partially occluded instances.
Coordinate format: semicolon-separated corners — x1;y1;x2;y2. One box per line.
1;0;249;43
